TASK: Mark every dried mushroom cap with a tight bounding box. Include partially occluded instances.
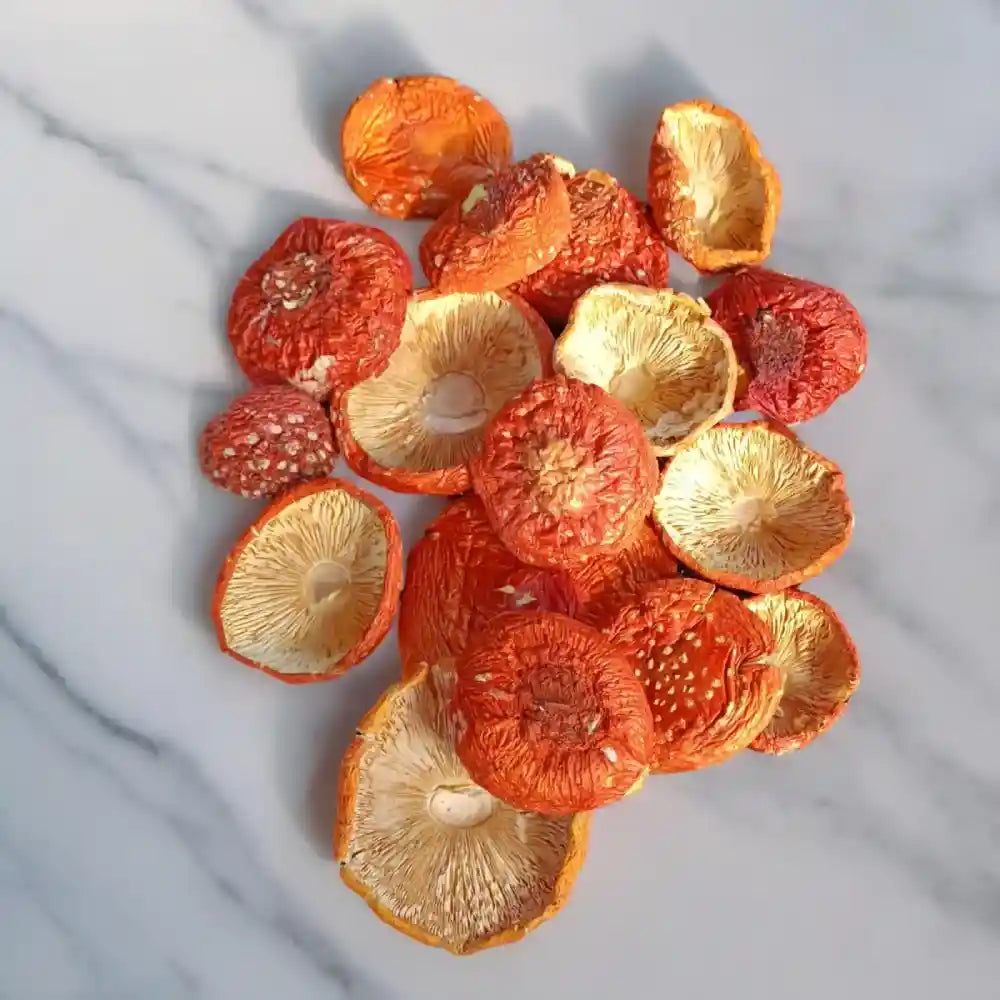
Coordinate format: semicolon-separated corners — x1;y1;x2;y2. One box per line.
571;520;679;627
648;101;780;272
197;384;336;499
399;503;672;679
653;422;853;593
339;291;553;495
512;171;670;324
705;268;868;424
471;376;660;568
226;218;411;400
419;154;572;293
745;591;860;754
340;75;512;220
398;496;585;678
605;579;780;772
213;479;402;682
454;612;654;815
398;497;501;676
555;284;737;455
335;666;589;954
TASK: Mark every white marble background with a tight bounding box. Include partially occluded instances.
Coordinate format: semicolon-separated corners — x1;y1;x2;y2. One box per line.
2;1;998;998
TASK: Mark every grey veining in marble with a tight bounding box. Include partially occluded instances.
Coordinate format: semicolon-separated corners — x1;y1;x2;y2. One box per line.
1;1;998;997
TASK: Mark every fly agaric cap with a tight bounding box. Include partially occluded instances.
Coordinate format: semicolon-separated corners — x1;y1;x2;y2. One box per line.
419;154;572;293
604;579;781;772
570;519;679;627
453;612;655;815
705;268;868;424
512;170;669;324
335;665;590;954
226;218;411;400
745;590;861;754
471;376;660;568
398;496;585;678
341;75;512;220
648;101;780;272
213;479;402;682
653;421;853;593
555;284;738;455
198;384;336;499
338;290;553;495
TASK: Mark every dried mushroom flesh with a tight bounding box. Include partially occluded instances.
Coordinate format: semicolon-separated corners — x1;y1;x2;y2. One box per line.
745;591;860;754
512;170;669;324
339;290;552;495
706;268;868;424
454;612;654;814
571;520;679;627
654;422;853;593
604;579;780;772
335;666;589;954
398;497;501;676
471;375;660;568
419;154;572;293
648;101;780;272
555;285;737;455
341;75;512;220
398;497;585;678
213;479;402;682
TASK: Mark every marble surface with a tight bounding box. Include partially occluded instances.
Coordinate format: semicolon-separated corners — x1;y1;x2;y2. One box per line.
2;1;999;997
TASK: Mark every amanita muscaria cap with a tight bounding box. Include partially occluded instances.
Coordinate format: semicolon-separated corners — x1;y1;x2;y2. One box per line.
511;169;669;323
705;268;868;424
745;590;861;754
213;478;402;682
340;75;512;220
419;154;572;293
603;578;781;773
398;495;586;679
453;611;655;815
226;217;411;399
471;375;660;568
653;421;853;593
648;100;780;272
338;289;553;495
335;664;589;954
555;283;737;456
